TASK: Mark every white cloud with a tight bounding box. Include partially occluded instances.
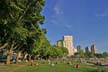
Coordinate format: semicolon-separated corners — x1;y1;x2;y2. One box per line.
54;6;63;15
50;19;58;25
54;0;63;15
64;24;72;30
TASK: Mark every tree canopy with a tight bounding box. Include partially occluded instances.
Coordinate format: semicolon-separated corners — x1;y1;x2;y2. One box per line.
0;0;69;64
0;0;46;64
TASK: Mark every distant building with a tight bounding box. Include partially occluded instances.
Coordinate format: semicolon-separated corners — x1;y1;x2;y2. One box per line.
74;48;77;53
91;44;97;54
63;35;74;56
57;40;64;47
85;46;91;53
77;45;82;53
56;35;75;56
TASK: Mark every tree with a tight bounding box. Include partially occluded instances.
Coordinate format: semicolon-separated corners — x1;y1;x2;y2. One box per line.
0;0;45;64
75;49;85;58
94;52;108;58
102;52;108;58
44;45;68;58
79;49;85;58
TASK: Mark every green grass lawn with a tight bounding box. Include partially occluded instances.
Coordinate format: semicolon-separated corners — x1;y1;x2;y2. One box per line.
0;62;98;72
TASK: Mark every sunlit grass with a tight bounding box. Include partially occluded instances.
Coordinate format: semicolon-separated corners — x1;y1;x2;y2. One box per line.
0;62;98;72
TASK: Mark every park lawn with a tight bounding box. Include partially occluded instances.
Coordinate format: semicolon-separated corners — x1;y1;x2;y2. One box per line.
0;62;97;72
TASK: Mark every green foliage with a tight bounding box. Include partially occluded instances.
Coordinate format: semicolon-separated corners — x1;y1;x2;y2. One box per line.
0;0;69;60
85;53;95;58
0;0;47;58
95;53;103;58
42;45;68;57
79;49;85;58
75;49;85;58
84;51;108;58
102;52;108;58
95;52;108;58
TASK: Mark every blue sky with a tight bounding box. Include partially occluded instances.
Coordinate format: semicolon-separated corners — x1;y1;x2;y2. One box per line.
41;0;108;52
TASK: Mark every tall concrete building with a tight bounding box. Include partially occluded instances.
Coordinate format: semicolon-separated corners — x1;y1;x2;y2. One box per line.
63;35;74;56
74;48;77;53
77;45;82;53
91;44;97;54
85;46;91;53
57;40;64;47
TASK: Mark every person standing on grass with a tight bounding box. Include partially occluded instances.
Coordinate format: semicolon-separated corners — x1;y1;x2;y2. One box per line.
12;52;17;64
75;64;80;68
30;55;36;66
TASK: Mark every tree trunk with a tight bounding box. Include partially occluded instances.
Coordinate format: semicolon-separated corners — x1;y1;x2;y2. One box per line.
6;54;11;64
29;54;32;61
0;43;8;49
6;49;12;64
16;51;21;63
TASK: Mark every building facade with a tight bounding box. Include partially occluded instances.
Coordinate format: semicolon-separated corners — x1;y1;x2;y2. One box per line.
85;46;91;53
74;48;77;53
57;40;64;47
91;44;97;54
77;45;82;53
63;35;74;56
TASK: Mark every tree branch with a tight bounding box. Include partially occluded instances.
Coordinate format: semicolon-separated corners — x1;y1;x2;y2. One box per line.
0;43;8;49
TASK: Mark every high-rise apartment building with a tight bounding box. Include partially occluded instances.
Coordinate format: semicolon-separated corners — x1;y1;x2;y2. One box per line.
74;48;77;53
63;35;74;56
91;44;97;54
57;40;64;47
85;46;91;53
77;45;82;53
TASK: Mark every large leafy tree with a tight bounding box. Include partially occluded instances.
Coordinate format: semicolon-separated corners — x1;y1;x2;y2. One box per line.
0;0;45;64
0;0;68;64
43;45;68;58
